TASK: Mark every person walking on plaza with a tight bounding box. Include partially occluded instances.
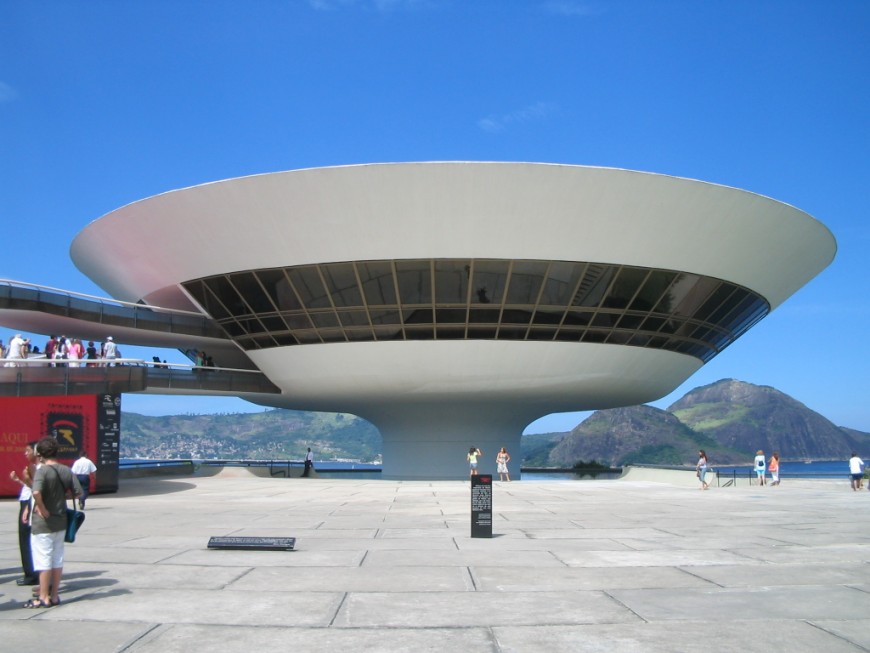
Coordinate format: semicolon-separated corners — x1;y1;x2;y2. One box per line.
496;447;511;482
302;448;314;477
848;452;865;491
696;450;709;490
467;447;482;477
71;450;97;509
768;452;781;486
754;450;766;486
26;437;82;608
9;442;39;586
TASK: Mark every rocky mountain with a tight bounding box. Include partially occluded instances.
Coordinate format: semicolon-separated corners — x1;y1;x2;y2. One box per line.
547;404;745;467
541;379;867;467
840;427;870;451
669;379;858;460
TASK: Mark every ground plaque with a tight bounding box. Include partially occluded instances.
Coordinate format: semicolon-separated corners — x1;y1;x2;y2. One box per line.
207;536;296;551
471;474;493;538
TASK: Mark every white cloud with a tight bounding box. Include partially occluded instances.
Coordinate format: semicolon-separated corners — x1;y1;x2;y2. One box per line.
477;101;559;133
0;81;18;103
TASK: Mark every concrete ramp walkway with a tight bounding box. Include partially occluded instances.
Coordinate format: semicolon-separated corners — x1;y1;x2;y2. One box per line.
618;465;701;487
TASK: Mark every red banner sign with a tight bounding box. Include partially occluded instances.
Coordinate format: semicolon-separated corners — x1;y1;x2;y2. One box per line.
0;395;101;498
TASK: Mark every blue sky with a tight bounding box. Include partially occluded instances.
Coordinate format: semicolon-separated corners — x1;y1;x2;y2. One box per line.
1;1;868;433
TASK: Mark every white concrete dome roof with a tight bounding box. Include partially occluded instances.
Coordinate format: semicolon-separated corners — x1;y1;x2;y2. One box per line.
71;162;835;311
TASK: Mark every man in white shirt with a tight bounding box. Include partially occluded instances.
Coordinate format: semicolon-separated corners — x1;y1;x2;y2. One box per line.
102;337;118;365
848;453;865;491
4;333;26;366
71;451;98;509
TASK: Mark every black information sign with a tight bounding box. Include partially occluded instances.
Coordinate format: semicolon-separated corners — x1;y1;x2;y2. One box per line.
96;393;121;493
207;536;296;551
471;474;493;538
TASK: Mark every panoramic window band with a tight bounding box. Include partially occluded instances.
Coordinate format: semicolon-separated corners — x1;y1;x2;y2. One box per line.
181;259;769;363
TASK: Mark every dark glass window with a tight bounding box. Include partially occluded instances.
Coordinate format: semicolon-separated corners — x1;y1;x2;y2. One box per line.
182;258;769;364
435;326;466;340
670;275;719;318
435;308;467;324
186;280;231;320
467;326;497;338
288;267;331;309
204;277;247;317
259;315;288;332
501;309;533;325
540;262;585;306
309;312;339;328
630;270;674;311
373;325;403;340
470;260;509;305
323;263;363;308
319;329;346;343
531;309;565;325
369;309;402;325
283;313;313;330
346;328;374;341
695;284;736;322
358;261;397;306
572;265;614;308
505;261;548;304
229;272;274;314
257;269;301;311
396;260;431;305
468;308;502;324
293;330;322;344
709;287;749;324
563;310;593;326
338;310;370;327
604;267;648;310
434;260;469;304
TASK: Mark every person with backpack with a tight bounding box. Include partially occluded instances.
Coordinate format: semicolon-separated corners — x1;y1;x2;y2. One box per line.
25;437;82;609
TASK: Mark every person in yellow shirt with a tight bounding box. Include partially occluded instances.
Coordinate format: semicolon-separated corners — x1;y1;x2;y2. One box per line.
467;447;482;477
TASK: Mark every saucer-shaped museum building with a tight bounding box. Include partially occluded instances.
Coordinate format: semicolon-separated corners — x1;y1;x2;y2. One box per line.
71;163;836;479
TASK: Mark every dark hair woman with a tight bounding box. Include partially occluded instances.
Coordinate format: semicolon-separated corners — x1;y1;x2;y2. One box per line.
696;450;709;490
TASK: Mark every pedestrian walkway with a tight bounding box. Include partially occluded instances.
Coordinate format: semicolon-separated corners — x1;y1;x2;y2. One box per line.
1;473;868;652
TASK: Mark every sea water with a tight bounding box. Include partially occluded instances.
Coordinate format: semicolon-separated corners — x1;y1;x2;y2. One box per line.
712;459;848;479
119;459;851;480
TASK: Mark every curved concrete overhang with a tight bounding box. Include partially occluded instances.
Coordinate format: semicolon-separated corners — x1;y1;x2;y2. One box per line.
245;340;701;417
71;162;836;311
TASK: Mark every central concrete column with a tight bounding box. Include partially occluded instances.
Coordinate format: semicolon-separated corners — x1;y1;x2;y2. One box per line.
360;402;533;480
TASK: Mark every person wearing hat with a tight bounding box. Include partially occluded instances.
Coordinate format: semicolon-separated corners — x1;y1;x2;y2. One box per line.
102;337;117;365
754;449;767;486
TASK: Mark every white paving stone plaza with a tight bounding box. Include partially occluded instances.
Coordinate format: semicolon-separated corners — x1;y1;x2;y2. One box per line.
2;469;869;652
